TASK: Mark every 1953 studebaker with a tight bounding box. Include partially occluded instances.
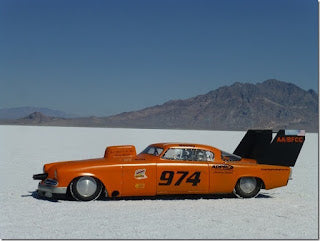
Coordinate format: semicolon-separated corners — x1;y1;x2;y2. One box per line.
33;129;305;201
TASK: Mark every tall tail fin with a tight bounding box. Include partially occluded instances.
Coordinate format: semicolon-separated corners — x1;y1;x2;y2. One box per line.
233;129;305;167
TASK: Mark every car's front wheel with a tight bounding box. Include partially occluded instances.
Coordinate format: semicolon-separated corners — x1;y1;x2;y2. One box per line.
233;177;261;198
70;176;103;201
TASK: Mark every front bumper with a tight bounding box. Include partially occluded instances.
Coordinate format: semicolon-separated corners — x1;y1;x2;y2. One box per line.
37;182;67;198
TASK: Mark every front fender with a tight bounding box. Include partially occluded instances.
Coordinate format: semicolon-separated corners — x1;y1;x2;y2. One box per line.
56;165;123;196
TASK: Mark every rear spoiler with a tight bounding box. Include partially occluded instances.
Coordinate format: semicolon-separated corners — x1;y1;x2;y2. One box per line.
233;129;305;167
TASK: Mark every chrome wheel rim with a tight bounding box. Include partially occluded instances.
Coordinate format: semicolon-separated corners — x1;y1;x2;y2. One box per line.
239;177;257;194
76;176;97;197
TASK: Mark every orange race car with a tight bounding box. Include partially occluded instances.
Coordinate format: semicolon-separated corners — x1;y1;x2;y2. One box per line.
33;129;305;201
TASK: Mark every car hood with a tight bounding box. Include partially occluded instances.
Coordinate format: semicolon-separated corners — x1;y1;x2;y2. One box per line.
44;157;124;173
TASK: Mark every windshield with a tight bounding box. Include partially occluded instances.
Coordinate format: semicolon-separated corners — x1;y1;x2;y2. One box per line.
140;145;164;156
221;151;241;161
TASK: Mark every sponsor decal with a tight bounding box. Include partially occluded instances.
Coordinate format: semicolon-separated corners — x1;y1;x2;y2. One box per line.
134;169;147;179
135;183;146;189
212;164;233;170
276;136;304;143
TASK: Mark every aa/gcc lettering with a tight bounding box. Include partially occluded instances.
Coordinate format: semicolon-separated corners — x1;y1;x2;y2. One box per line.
276;136;304;143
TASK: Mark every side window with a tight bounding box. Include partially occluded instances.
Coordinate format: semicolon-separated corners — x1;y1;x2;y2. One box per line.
162;148;184;160
205;151;214;161
194;149;214;161
162;148;214;162
194;149;205;161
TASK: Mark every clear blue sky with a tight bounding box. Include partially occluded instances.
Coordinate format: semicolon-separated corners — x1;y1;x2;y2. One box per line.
0;0;318;116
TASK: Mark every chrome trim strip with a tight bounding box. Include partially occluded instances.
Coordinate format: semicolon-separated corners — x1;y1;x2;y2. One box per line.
38;183;67;194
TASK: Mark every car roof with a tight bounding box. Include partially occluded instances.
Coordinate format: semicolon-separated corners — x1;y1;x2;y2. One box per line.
150;142;220;151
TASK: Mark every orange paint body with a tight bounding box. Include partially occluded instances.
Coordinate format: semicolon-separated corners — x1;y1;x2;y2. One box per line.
42;143;291;197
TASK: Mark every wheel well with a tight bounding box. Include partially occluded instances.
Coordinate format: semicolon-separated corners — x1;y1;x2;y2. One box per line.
258;178;266;189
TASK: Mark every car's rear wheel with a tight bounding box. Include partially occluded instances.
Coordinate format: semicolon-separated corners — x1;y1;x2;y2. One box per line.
233;177;261;198
70;176;103;201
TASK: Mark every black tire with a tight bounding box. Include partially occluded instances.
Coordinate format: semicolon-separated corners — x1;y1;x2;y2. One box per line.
70;176;103;201
233;177;261;198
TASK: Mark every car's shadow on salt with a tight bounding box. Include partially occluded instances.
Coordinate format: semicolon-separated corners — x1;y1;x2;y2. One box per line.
109;194;234;201
21;191;60;202
255;193;272;199
23;191;273;202
107;192;272;201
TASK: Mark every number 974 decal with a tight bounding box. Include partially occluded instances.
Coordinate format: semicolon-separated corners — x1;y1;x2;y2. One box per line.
159;171;201;186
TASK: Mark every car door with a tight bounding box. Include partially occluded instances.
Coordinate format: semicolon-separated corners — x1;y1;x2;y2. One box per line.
156;147;210;195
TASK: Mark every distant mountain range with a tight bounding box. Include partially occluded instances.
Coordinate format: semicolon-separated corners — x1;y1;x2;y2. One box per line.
0;106;75;119
0;79;318;132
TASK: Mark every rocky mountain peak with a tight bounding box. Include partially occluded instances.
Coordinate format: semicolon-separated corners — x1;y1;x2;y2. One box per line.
22;112;54;123
103;79;318;131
